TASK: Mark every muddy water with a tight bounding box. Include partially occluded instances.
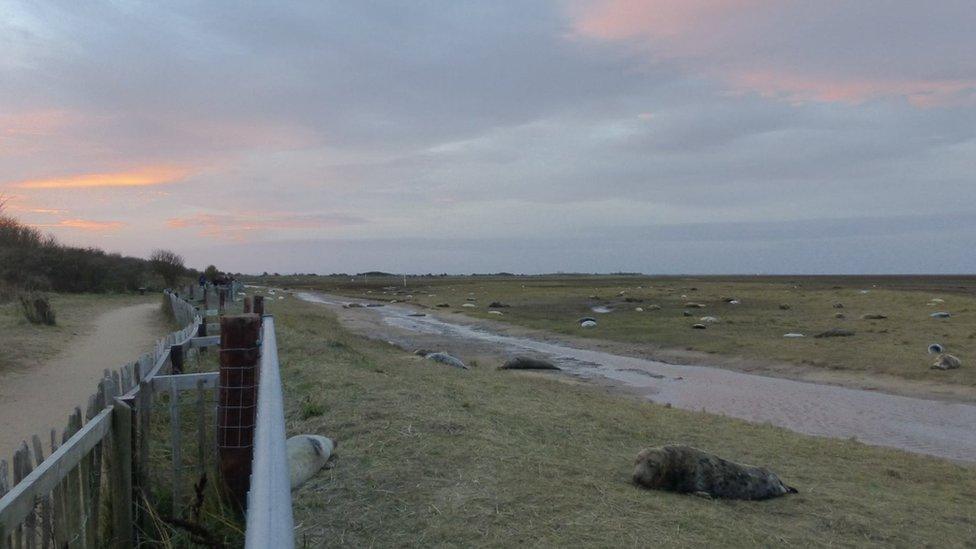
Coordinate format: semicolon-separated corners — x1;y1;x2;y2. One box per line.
297;292;976;462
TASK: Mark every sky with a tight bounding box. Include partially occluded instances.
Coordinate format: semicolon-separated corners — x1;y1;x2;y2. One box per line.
1;0;974;274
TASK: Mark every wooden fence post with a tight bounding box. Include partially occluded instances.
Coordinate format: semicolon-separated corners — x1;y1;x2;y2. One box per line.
243;296;253;314
110;398;133;548
169;379;183;519
170;344;184;375
218;289;227;313
253;296;265;316
217;314;260;510
135;379;152;538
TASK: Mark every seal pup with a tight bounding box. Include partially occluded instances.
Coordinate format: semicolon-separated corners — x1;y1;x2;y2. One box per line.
932;353;962;370
425;352;468;369
499;356;560;370
287;435;336;490
632;445;797;500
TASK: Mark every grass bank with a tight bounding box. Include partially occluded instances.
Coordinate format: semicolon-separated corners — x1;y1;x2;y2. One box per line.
275;296;976;547
0;292;155;372
263;275;976;386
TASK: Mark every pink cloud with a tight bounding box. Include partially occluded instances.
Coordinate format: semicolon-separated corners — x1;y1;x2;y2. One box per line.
33;218;125;231
166;212;366;241
570;0;976;107
11;166;191;189
727;70;976;108
573;0;760;45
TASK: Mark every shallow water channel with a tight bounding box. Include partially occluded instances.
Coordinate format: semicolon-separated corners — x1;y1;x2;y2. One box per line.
297;292;976;462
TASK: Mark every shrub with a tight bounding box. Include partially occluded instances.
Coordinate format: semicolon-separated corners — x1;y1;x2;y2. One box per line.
0;204;189;293
19;292;56;325
150;249;186;288
0;281;14;304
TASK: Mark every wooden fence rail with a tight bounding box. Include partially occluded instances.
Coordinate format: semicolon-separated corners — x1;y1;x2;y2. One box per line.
0;287;216;548
1;280;270;548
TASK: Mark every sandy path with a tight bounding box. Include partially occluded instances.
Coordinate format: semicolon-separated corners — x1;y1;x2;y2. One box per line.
0;302;165;460
297;291;976;463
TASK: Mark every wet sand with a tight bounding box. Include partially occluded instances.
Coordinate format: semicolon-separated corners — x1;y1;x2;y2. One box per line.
297;291;976;462
0;302;165;460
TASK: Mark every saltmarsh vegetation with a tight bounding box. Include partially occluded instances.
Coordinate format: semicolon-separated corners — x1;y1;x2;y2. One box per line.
276;297;976;547
262;274;976;386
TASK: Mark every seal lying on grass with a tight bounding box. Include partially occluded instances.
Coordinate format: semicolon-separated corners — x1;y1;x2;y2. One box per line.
499;356;560;370
287;435;336;490
632;445;797;500
425;352;468;369
932;353;962;370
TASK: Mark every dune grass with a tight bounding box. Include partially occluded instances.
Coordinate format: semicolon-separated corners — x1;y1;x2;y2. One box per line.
0;292;155;372
263;274;976;387
275;296;976;547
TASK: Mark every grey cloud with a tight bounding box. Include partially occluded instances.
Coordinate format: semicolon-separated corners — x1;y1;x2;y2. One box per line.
1;1;974;274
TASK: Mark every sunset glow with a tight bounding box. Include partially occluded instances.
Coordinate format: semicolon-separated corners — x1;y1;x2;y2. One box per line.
12;167;190;190
34;219;125;231
0;1;972;273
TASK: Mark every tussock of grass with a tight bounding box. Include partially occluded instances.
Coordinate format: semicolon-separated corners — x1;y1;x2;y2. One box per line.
300;396;326;420
277;298;976;547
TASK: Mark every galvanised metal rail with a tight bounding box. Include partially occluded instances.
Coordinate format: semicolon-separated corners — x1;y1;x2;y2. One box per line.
244;316;294;548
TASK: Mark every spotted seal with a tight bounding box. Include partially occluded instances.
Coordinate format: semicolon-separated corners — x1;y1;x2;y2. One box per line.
632;445;797;500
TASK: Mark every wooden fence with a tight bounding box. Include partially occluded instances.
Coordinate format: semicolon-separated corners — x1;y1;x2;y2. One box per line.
0;282;266;548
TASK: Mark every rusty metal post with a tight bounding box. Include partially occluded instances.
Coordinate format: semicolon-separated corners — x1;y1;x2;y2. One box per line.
253;295;265;316
243;296;253;314
217;314;260;510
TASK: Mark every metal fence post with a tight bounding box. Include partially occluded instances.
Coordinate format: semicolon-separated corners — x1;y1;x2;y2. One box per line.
217;314;260;510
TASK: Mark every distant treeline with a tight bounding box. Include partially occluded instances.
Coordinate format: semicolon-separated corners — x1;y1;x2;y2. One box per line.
0;207;190;293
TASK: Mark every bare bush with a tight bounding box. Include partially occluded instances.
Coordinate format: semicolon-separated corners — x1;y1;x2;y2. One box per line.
19;292;56;325
1;200;165;293
150;249;186;288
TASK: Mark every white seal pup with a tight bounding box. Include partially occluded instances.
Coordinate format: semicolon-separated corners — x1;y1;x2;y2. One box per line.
425;352;468;369
287;435;336;490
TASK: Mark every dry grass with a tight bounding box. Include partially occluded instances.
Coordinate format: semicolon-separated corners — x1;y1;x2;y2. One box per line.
265;274;976;386
0;292;155;372
276;297;976;547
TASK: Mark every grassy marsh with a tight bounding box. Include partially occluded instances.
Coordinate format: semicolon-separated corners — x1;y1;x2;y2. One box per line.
274;296;976;547
262;274;976;387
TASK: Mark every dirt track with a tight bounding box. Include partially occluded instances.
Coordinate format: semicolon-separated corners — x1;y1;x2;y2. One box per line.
298;291;976;463
0;302;165;460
